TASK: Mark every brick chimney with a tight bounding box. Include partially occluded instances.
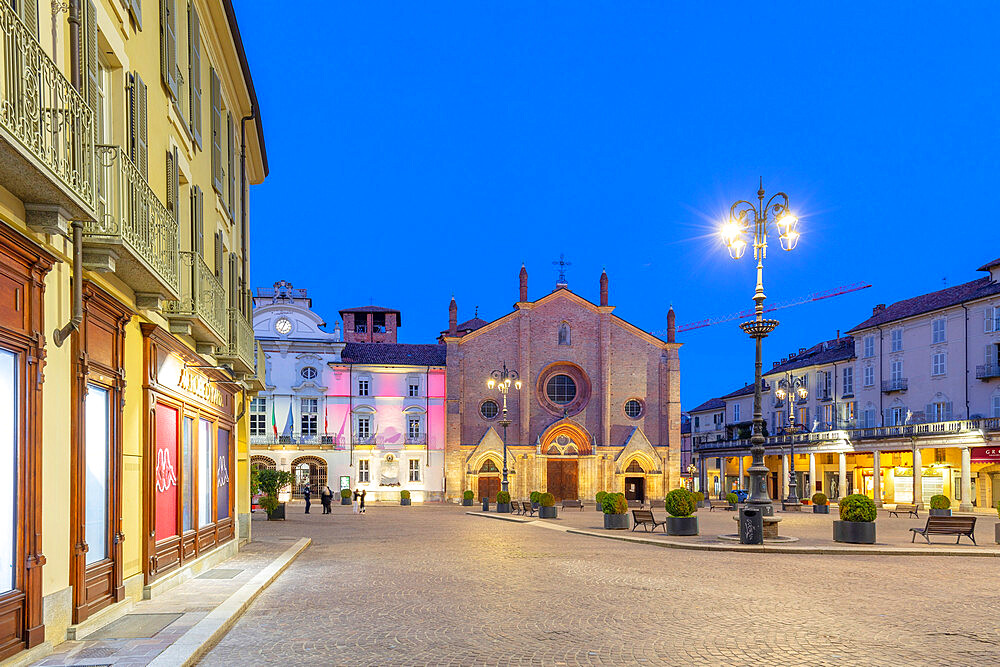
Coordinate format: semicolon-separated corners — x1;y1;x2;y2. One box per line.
873;304;886;316
448;296;457;335
667;306;676;343
519;264;528;302
599;269;608;306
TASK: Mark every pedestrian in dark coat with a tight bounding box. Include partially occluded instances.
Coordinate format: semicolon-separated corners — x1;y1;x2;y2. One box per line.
320;485;333;514
303;483;312;514
359;488;367;514
352;488;360;514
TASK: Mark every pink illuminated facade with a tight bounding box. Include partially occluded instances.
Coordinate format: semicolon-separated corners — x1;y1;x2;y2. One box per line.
249;281;447;501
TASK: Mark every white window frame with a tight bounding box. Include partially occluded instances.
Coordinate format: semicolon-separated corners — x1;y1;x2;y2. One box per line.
408;458;420;482
249;397;267;437
890;360;903;383
358;459;370;483
407;416;421;440
843;367;854;395
890;328;902;352
863;365;874;387
932;318;946;344
931;351;946;376
863;335;875;358
356;415;372;439
357;377;370;397
407;378;420;397
300;398;318;436
733;403;740;422
992;394;1000;418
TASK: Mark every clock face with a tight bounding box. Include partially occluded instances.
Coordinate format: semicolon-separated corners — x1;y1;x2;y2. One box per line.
274;317;292;335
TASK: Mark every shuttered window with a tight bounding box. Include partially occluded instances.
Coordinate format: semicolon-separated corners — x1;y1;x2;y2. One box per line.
188;3;202;146
226;112;235;212
160;0;178;99
228;253;238;309
190;186;203;255
210;68;222;193
214;232;223;280
128;0;142;29
82;0;98;112
166;147;179;219
129;73;148;178
17;0;38;35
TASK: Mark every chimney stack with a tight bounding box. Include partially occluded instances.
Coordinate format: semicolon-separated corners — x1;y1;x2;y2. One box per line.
667;306;676;343
519;264;528;302
600;269;608;307
873;304;886;315
448;296;457;336
799;347;807;355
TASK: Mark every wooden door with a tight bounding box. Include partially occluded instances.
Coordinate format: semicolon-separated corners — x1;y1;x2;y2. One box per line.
546;459;579;501
625;477;645;502
478;476;500;502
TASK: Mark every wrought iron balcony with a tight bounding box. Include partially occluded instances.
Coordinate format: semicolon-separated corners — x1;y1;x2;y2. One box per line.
82;145;179;301
881;378;908;393
164;251;227;348
976;364;1000;380
216;308;255;374
250;433;345;449
0;4;95;221
404;435;426;445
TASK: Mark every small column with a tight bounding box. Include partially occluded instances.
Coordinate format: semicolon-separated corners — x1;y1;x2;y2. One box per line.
781;455;789;499
960;447;973;512
912;446;923;508
718;457;727;497
873;450;882;507
808;453;816;498
699;455;708;497
738;455;745;491
838;452;847;500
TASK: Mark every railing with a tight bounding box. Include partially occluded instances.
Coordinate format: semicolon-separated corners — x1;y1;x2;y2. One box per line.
165;251;226;342
219;308;254;370
0;3;95;209
250;434;345;447
86;144;179;293
976;364;1000;380
881;378;908;392
404;435;426;445
817;391;833;402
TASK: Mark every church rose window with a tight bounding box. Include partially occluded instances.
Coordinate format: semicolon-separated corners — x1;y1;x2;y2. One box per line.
624;399;643;419
546;374;577;405
480;400;499;420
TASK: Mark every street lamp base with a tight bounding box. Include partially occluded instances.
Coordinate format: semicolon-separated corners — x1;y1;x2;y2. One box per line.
747;500;774;517
782;501;802;512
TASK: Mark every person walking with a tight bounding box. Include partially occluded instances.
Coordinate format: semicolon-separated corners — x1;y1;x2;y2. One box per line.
359;488;367;514
352;488;360;514
303;483;312;514
320;484;332;514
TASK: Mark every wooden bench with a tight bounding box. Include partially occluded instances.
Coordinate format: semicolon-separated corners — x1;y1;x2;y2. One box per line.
627;499;644;509
561;499;584;511
708;500;732;511
631;509;666;533
522;501;536;517
909;515;977;545
509;500;522;515
888;503;919;518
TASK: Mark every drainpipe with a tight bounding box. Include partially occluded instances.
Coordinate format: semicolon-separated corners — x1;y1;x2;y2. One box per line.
68;0;81;90
961;304;970;419
239;106;256;313
877;327;884;426
53;221;83;347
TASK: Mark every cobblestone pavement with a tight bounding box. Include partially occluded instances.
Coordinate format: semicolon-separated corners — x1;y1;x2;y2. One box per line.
199;504;1000;666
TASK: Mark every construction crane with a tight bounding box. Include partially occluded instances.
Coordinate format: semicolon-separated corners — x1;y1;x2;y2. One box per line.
661;282;872;334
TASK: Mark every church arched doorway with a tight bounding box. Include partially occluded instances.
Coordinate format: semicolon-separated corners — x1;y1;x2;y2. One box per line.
624;459;646;503
476;458;501;501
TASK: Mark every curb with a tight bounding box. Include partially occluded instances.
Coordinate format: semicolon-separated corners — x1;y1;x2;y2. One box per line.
467;512;1000;557
464;511;533;523
147;537;311;666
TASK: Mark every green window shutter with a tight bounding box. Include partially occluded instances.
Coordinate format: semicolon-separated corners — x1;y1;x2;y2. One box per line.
188;3;202;146
19;0;38;37
128;0;143;30
166;147;179;219
210;68;222;193
226;112;235;211
136;73;148;178
160;0;177;99
228;252;238;309
214;231;222;279
83;0;99;111
190;185;203;255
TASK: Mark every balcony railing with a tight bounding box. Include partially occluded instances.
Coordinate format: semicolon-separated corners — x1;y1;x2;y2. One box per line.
250;433;345;448
0;4;95;215
216;308;254;373
404;435;426;445
83;144;179;298
164;251;226;345
881;378;908;393
976;364;1000;380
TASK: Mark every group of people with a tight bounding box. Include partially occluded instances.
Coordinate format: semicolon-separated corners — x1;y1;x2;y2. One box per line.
301;483;367;515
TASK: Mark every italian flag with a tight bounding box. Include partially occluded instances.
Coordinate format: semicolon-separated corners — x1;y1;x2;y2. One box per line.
272;400;278;437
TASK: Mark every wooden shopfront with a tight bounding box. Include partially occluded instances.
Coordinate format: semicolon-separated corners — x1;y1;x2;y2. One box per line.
141;324;236;584
0;225;53;660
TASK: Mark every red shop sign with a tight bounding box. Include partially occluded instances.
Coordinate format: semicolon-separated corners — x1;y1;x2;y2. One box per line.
971;447;1000;462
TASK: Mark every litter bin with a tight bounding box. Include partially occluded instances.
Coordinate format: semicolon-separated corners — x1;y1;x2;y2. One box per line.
482;498;489;512
739;507;763;545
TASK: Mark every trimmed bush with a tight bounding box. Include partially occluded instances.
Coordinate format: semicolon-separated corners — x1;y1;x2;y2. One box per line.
463;490;474;501
811;493;828;506
496;490;511;504
929;494;951;510
839;493;876;522
341;488;352;499
601;492;627;515
595;491;608;505
725;492;738;505
256;468;295;513
692;491;704;503
539;492;555;507
664;488;696;517
400;490;411;500
530;491;541;503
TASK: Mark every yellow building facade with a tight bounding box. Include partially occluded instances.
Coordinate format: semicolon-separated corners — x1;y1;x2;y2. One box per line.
0;1;266;662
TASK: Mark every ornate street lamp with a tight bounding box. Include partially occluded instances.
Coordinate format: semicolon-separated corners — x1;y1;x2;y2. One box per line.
488;363;521;494
721;179;800;517
686;463;698;492
774;373;808;506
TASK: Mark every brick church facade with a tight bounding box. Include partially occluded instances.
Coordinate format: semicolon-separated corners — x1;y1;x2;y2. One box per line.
441;266;682;502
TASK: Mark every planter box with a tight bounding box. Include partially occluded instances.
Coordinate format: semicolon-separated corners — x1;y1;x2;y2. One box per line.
462;498;473;506
666;516;699;536
929;508;952;517
341;497;351;505
813;505;830;514
401;498;411;506
497;503;511;513
266;503;286;521
532;502;540;510
603;513;629;530
833;520;875;544
538;506;557;519
995;523;1000;545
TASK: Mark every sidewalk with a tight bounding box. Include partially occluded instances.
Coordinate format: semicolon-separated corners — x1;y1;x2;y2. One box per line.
31;532;309;667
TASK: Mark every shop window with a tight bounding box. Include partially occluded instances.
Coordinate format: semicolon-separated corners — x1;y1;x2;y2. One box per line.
198;418;213;528
0;349;15;593
84;385;110;564
217;429;231;520
182;416;194;533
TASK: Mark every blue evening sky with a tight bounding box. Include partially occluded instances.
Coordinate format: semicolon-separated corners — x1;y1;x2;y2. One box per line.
236;1;999;410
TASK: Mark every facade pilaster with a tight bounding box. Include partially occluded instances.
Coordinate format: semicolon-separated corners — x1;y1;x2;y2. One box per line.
912;445;923;508
838;452;847;500
960;447;973;511
873;449;882;507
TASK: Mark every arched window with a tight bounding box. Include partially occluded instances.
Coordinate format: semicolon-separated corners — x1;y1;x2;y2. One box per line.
558;322;571;346
250;455;276;471
625;460;644;473
478;459;499;473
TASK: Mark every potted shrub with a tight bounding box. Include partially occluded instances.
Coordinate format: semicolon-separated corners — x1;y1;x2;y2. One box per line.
811;493;829;514
833;493;877;544
400;489;411;506
462;490;474;506
725;492;738;509
928;494;952;516
595;491;607;512
602;492;629;530
538;492;557;518
257;469;295;521
340;488;352;505
692;491;705;508
664;488;698;536
529;491;541;510
496;490;511;513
